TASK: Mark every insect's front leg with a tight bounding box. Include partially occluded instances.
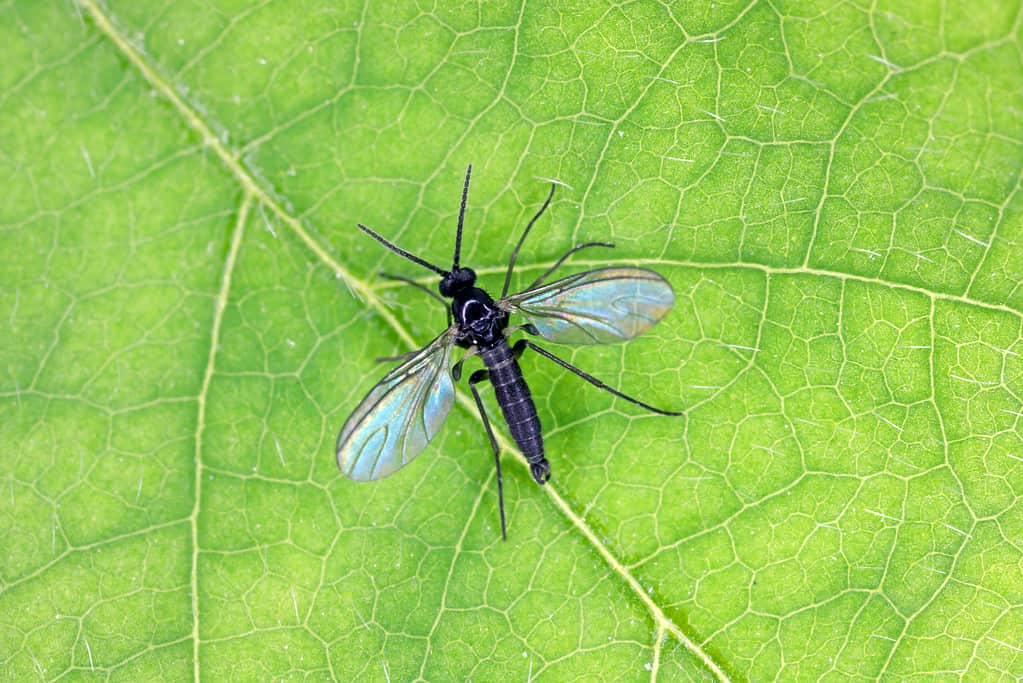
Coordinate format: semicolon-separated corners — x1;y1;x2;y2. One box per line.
467;369;507;541
524;242;616;290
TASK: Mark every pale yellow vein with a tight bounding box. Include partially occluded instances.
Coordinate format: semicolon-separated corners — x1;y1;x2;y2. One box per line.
190;193;251;680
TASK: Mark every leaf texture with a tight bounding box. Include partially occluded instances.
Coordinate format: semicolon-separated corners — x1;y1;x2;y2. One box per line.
1;1;1022;681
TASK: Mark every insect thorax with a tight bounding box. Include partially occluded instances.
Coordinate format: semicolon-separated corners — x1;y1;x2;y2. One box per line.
451;287;508;348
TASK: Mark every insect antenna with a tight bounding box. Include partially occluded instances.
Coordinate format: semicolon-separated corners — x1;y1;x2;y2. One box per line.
501;181;557;298
357;223;449;277
452;164;472;270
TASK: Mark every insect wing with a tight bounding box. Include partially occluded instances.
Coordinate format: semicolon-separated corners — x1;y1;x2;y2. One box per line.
504;267;674;344
337;331;456;481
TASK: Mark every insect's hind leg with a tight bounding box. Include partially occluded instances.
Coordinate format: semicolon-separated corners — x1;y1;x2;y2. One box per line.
513;339;682;416
467;369;508;541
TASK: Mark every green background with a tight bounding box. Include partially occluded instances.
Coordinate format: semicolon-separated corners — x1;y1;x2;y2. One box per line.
2;0;1023;680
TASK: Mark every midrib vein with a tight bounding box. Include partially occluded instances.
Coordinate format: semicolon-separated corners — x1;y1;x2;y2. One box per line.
78;2;729;680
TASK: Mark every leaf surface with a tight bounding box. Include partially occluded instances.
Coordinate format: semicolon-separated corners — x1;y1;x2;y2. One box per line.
2;1;1022;680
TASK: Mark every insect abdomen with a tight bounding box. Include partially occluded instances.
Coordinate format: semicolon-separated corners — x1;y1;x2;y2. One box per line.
480;342;549;484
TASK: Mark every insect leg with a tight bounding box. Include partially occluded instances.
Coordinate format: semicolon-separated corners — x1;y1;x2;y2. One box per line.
502;323;536;339
515;340;682;416
380;273;445;304
451;345;479;381
501;182;558;298
468;369;507;541
381;273;452;326
525;241;615;290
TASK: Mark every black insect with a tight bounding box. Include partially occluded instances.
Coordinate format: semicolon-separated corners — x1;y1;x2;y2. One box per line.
337;165;680;539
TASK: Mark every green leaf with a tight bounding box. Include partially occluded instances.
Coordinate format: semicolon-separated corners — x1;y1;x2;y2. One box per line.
2;0;1022;680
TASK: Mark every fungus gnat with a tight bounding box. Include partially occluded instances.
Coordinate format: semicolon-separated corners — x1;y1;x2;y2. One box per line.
337;165;681;539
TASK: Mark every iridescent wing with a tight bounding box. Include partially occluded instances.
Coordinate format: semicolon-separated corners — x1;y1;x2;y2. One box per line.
337;329;457;481
502;267;674;344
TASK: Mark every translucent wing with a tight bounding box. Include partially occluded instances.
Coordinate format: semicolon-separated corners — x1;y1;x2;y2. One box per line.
337;330;456;481
503;267;674;344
